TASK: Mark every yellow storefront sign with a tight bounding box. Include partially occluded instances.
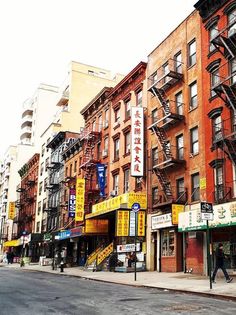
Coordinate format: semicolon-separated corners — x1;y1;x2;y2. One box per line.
75;178;85;222
85;219;108;234
172;204;185;225
4;239;20;247
116;210;130;237
137;211;146;236
8;202;15;220
90;192;147;218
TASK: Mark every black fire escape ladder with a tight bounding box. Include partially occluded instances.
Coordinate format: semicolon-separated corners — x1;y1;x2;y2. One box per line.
153;167;173;199
223;137;236;166
212;34;236;60
154;126;173;161
214;84;236;112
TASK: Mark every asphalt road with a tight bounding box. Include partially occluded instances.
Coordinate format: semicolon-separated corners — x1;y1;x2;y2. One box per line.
0;268;236;315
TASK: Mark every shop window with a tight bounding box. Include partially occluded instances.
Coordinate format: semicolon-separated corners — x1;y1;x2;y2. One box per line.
188;39;196;67
162;229;175;256
190;126;199;155
175;91;183;115
191;173;200;202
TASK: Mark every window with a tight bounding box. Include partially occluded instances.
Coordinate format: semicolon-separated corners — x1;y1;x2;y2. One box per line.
113;174;119;194
44;178;47;192
152;108;158;124
176;178;185;200
65;166;68;178
232;111;236;134
69;164;72;177
191;173;200;201
136;90;142;106
104;137;109;152
152;187;158;205
175;52;182;74
114;138;120;160
37;201;41;215
209;23;218;52
188;39;196;67
213;115;222;141
214;165;224;201
162;229;175;256
36;222;40;233
114;108;120;124
40;162;44;176
39;182;43;195
230;58;236;84
41;144;45;157
176;134;184;160
124;132;130;154
92;120;96;131
104;109;109;128
43;198;47;211
125;99;131;119
163;62;169;83
150;72;157;85
152;147;158;167
228;8;236;37
98;115;102;132
46;138;50;152
135;177;142;190
124;169;130;193
211;67;220;96
45;157;49;170
97;142;101;160
189;81;197;110
175;91;183;115
190;127;199;155
74;160;77;173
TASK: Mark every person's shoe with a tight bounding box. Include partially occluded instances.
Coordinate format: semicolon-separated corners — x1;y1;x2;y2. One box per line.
212;279;216;283
227;278;233;283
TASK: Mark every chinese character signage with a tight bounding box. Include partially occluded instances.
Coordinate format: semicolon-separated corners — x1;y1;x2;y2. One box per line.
116;210;130;236
68;188;76;218
137;211;145;236
151;213;173;230
85;219;108;234
96;164;106;197
131;107;144;177
8;202;15;220
172;204;184;225
75;178;85;222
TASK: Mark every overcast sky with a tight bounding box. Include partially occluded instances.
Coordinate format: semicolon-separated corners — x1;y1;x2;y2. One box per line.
0;0;196;157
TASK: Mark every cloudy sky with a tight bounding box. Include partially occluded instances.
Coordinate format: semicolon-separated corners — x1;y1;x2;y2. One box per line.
0;0;196;157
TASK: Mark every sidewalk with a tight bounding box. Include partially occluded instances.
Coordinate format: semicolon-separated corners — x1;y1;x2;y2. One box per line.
1;263;236;301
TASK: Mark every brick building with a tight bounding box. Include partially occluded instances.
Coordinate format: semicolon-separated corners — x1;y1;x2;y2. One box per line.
146;9;205;273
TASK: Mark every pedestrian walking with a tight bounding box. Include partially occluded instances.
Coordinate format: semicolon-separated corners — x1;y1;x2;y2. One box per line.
6;251;11;264
212;243;233;283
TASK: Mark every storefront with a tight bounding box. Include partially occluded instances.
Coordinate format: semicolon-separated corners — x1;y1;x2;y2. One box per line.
178;201;236;274
85;192;147;270
150;212;183;272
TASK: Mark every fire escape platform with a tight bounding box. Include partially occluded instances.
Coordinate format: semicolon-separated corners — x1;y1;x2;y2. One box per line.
153;159;186;170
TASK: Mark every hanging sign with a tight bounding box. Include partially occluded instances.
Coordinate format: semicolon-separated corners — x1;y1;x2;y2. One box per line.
8;202;15;220
131;107;144;177
116;210;130;236
68;188;76;218
75;178;85;222
137;211;145;236
96;164;106;197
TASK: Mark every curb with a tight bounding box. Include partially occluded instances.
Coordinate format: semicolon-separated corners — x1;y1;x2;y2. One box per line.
11;266;236;303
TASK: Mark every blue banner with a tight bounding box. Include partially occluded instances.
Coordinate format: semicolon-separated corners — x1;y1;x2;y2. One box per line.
68;188;76;217
96;164;106;197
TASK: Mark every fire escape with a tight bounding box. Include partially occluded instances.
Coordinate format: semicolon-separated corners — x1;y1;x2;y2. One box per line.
79;125;101;214
210;21;236;202
148;58;185;204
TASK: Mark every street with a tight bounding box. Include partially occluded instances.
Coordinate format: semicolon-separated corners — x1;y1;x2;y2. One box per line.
0;268;236;315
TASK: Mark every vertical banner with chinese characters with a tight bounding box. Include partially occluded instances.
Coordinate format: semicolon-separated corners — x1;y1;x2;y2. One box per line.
96;163;106;197
75;178;85;222
131;107;144;177
68;188;76;218
137;211;145;236
116;210;130;236
8;202;15;220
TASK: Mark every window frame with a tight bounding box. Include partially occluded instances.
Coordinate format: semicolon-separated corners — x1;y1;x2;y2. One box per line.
191;173;200;202
190;126;199;155
188;39;196;67
189;81;198;110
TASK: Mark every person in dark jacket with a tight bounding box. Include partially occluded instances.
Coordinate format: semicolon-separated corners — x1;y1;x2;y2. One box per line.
108;251;118;272
212;243;233;283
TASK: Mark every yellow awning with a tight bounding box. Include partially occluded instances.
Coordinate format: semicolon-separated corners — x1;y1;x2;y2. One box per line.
3;239;20;247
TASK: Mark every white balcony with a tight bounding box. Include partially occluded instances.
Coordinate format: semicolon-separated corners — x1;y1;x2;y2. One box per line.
21;115;33;126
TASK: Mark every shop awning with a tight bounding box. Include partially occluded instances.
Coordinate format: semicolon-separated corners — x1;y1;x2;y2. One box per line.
3;239;20;247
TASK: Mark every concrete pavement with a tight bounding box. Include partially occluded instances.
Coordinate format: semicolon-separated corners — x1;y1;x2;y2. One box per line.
1;263;236;300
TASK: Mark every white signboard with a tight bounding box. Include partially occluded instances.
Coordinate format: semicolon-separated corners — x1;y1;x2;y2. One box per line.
131;107;144;177
117;243;141;253
151;213;173;230
129;211;136;236
178;201;236;232
201;212;214;221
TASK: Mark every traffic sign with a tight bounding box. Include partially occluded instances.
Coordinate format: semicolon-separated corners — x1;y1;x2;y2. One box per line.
131;202;140;213
200;202;213;213
201;212;214;221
